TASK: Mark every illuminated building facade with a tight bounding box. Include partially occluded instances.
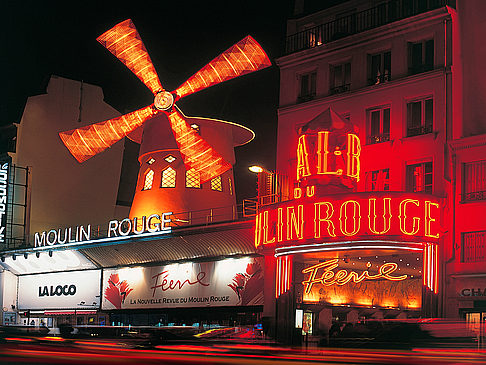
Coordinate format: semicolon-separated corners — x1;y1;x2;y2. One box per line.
263;0;486;344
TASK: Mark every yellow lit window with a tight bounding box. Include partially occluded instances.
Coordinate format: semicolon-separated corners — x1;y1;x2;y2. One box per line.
143;169;154;190
161;167;176;188
211;176;222;191
186;168;201;188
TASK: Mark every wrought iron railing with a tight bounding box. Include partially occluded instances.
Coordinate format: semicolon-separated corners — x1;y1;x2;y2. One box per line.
368;133;390;144
330;84;350;95
462;190;486;202
285;0;449;55
407;124;433;137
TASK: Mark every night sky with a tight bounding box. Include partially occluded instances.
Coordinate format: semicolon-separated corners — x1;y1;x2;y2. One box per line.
1;0;342;201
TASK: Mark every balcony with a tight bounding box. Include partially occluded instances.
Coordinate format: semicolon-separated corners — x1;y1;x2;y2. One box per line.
368;133;390;145
462;190;486;203
407;124;433;137
285;0;450;55
330;84;350;95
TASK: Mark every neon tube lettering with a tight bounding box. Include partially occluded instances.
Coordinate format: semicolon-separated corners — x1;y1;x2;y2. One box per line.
296;135;311;180
254;213;262;248
368;198;392;234
424;201;439;238
399;199;420;235
262;210;276;245
287;205;304;241
340;200;360;236
317;131;342;176
314;202;336;238
277;207;284;242
346;134;361;181
301;259;407;294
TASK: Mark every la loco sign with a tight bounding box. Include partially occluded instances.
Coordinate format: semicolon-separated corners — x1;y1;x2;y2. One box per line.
255;192;441;248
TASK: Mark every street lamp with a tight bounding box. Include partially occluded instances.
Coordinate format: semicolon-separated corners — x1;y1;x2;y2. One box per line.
248;165;277;205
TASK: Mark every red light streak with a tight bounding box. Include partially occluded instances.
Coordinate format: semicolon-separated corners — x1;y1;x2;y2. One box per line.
275;256;292;298
59;106;154;163
167;109;231;183
175;35;271;99
97;19;163;95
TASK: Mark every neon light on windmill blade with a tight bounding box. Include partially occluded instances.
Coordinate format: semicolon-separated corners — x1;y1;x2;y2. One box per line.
175;35;271;99
167;110;231;182
97;19;163;95
59;106;154;163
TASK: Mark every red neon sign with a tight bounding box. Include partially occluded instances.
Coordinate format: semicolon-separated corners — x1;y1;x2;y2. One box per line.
255;192;441;249
301;259;407;294
297;132;361;182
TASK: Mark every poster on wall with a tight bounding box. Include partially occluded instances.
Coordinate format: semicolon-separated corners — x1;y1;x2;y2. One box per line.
18;270;101;310
101;257;264;310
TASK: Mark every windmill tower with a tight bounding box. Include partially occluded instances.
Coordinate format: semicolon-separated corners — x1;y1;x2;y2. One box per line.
58;20;270;224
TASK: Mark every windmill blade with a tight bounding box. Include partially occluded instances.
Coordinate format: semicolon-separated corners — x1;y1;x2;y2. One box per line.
97;19;163;95
59;106;154;163
174;35;271;99
167;108;232;183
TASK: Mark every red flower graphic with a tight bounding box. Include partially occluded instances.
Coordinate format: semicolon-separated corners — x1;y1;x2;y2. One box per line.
104;273;133;309
228;260;263;305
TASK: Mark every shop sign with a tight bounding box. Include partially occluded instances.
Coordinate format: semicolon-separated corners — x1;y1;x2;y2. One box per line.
0;157;11;244
255;192;440;249
101;257;264;310
301;259;421;309
18;270;101;310
460;288;486;297
301;259;407;294
34;212;172;248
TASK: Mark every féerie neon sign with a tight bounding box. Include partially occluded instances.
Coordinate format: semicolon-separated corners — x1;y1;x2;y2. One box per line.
301;258;407;293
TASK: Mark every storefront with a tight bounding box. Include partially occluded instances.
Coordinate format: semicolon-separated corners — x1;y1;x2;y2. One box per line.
255;110;443;344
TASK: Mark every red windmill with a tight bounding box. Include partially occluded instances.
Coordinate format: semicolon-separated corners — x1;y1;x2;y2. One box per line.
59;19;271;223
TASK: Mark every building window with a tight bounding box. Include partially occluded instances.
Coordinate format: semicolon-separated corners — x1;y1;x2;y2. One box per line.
463;160;486;202
164;155;176;163
406;161;432;193
406;97;433;137
408;39;434;75
142;169;154;190
330;62;351;94
368;51;391;85
462;231;486;263
185;168;201;188
298;72;316;103
161;167;176;188
368;106;390;144
211;175;223;192
366;168;390;191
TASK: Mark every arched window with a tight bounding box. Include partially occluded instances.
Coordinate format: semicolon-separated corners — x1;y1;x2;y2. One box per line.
185;168;201;188
211;175;222;191
161;167;176;188
143;169;155;190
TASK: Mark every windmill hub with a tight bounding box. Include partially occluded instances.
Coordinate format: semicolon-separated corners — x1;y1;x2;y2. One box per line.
154;91;174;111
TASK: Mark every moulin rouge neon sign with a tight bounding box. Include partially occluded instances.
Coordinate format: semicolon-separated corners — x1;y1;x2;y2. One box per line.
255;192;440;248
301;259;407;294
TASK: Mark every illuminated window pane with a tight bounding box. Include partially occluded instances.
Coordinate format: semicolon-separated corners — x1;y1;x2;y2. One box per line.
406;162;432;193
146;157;155;165
143;169;154;190
186;168;201;188
211;176;222;191
164;155;176;163
161;167;176;188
